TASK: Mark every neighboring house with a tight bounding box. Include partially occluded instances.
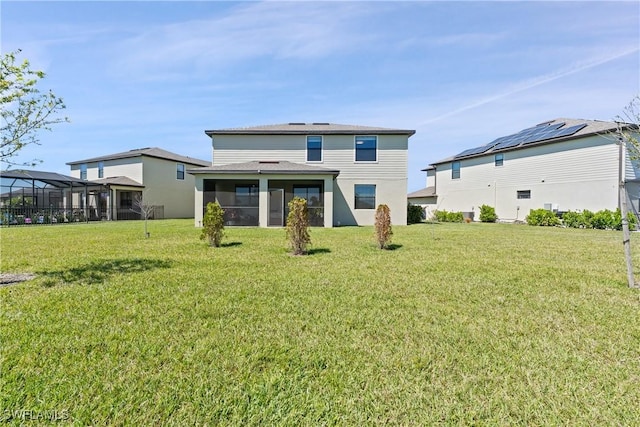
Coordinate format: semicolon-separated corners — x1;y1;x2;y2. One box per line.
410;118;640;221
407;166;437;220
68;147;210;220
189;123;416;227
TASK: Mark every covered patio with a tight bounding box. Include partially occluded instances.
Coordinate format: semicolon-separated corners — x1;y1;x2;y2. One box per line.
190;161;339;227
0;170;106;225
0;170;159;225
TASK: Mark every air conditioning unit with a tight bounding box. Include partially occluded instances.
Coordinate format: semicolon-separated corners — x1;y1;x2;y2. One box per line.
544;203;559;212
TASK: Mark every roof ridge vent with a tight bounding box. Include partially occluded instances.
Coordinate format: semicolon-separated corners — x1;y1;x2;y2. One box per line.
312;122;330;125
288;122;306;125
258;160;280;164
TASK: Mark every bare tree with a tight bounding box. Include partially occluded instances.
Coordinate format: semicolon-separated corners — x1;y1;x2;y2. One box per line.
614;96;640;288
132;193;154;238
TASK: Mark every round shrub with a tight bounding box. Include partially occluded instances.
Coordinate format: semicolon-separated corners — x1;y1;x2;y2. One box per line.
479;204;497;223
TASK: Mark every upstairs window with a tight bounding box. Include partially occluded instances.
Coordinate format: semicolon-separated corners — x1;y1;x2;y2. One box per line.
177;163;185;180
452;161;460;179
494;153;504;167
355;136;377;162
307;136;322;162
80;164;87;180
98;161;104;178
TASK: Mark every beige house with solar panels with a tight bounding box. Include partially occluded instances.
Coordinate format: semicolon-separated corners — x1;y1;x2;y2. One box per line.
68;147;210;220
409;118;640;221
189;123;416;227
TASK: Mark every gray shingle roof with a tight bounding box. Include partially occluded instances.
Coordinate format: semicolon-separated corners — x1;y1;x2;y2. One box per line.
93;176;144;187
205;123;416;136
429;118;630;166
67;147;211;167
188;160;340;176
408;186;436;198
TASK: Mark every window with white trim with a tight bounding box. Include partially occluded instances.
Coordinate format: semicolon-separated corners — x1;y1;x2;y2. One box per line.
355;136;377;162
354;184;376;209
452;161;460;179
307;136;322;162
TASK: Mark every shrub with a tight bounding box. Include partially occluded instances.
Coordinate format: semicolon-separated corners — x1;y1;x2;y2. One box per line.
200;201;225;247
434;210;464;223
612;208;637;231
526;209;560;226
590;209;615;230
562;211;587;228
582;210;594;228
407;204;425;224
286;197;311;255
479;204;497;223
375;204;393;249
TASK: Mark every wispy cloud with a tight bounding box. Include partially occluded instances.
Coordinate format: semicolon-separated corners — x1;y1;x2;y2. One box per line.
114;2;376;79
419;46;639;126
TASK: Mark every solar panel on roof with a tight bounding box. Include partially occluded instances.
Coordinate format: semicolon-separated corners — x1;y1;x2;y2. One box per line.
455;146;486;158
454;139;505;158
493;139;523;150
454;121;587;158
553;123;587;138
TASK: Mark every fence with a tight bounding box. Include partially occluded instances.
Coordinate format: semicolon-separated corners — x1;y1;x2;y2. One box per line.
0;205;164;226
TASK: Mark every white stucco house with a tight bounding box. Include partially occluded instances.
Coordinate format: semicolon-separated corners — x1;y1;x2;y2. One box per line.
189;123;416;227
68;147;210;220
408;118;640;221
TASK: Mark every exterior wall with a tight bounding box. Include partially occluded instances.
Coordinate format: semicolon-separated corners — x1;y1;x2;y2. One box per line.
70;157;143;182
141;156;199;218
433;134;625;221
211;133;409;225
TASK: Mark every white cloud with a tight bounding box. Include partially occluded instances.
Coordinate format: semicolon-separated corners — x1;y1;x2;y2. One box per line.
114;2;377;79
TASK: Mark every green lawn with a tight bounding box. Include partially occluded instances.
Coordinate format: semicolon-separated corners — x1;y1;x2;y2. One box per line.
1;220;639;425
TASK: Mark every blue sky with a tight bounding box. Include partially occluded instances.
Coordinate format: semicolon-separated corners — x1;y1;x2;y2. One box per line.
2;1;639;191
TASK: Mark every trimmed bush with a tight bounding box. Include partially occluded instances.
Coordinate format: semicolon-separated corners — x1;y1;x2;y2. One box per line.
286;197;311;255
561;211;587;228
590;209;615;230
375;204;393;249
407;204;425;224
479;204;497;223
435;210;464;223
526;209;560;226
200;201;225;247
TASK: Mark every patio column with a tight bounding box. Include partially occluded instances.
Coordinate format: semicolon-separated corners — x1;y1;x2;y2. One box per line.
259;176;269;227
194;177;204;227
324;176;334;228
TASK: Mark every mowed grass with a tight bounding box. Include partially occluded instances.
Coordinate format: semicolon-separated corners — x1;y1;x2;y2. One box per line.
1;220;639;425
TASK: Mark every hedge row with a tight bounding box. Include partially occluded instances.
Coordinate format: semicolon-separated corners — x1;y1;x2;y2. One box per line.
526;208;637;230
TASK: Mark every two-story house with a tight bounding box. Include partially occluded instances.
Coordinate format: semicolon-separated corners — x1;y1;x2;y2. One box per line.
409;118;640;221
68;147;210;220
189;123;416;227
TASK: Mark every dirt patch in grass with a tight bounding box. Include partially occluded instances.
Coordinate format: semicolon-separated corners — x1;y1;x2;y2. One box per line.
0;273;36;286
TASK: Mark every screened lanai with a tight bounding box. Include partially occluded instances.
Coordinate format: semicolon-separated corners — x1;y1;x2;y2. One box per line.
0;170;107;225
